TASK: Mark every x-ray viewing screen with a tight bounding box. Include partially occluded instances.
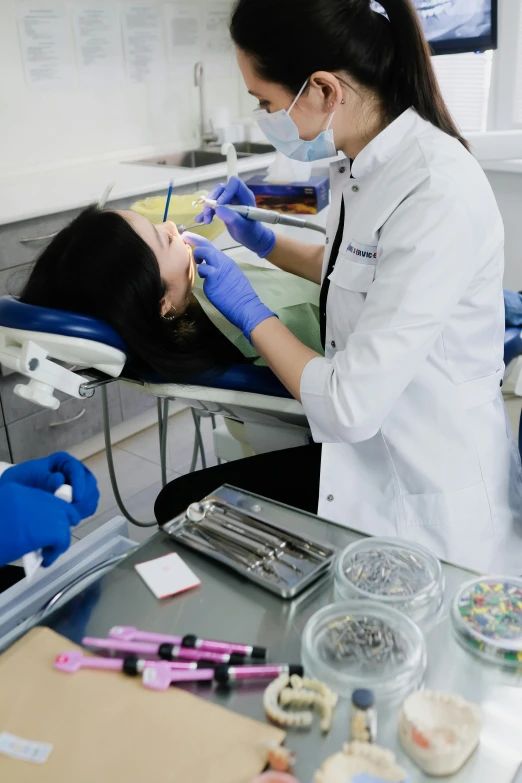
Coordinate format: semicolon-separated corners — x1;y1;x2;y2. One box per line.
372;1;497;55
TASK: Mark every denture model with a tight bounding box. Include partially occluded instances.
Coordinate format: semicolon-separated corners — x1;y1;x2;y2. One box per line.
398;689;482;776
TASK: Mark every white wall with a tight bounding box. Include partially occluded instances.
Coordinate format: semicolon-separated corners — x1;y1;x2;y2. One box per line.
488;0;521;131
486;171;522;291
0;0;243;176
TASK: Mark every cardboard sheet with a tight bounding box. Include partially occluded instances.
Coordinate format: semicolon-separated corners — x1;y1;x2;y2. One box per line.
0;628;285;782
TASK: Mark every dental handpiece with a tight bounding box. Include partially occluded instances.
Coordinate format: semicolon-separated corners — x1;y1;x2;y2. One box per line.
193;197;326;235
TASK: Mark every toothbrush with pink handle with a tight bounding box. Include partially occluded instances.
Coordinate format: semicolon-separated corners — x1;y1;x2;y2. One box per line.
109;625;266;659
54;650;201;675
142;662;215;692
82;636;244;664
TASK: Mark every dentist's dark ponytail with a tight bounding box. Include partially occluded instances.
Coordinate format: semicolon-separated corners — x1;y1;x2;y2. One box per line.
230;0;469;150
376;0;468;149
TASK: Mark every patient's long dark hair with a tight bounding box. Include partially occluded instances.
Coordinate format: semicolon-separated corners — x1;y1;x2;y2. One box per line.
20;206;245;380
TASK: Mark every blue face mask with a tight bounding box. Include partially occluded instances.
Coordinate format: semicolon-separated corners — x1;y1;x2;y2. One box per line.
253;79;337;163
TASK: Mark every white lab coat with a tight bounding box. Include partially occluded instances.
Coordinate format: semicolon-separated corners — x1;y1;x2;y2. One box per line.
300;108;522;573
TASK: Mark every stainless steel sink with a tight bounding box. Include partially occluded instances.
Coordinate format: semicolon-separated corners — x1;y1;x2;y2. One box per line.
128;150;236;168
230;142;274;155
127;143;274;169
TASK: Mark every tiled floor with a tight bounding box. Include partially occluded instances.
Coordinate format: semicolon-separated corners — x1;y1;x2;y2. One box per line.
73;408;220;544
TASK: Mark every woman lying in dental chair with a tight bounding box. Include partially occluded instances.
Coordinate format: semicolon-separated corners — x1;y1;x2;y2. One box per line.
19;206;322;379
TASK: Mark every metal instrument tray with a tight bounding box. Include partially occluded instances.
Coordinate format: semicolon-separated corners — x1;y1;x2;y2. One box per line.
162;485;338;599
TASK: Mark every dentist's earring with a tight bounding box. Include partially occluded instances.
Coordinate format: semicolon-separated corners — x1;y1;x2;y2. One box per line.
341;99;346;105
162;307;177;321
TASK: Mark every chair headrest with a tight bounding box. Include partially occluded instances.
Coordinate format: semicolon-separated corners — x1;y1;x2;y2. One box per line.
0;298;292;398
0;298;127;353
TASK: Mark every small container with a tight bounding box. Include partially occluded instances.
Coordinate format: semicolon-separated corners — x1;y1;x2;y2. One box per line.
335;537;444;627
301;601;426;703
451;575;522;668
351;688;377;743
130;194;225;241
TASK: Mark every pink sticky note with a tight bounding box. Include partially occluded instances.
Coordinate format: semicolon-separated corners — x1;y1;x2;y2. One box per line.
134;553;201;600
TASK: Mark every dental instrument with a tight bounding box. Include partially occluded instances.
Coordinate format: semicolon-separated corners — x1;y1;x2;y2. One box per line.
98;182;115;210
192;196;326;234
143;662;305;692
54;650;204;674
213;664;303;685
163;181;174;222
82;636;247;664
162;491;338;599
108;625;267;660
143;662;215;691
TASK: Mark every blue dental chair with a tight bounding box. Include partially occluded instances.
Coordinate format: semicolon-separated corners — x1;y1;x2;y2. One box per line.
0;298;309;521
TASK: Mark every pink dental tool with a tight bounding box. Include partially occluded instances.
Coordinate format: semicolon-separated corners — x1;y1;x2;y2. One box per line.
81;636;245;664
140;662;305;692
142;662;215;692
109;625;266;660
214;664;304;685
54;650;200;675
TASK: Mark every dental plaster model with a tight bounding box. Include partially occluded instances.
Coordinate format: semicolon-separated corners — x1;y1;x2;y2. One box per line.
398;689;482;776
314;742;408;783
263;674;337;733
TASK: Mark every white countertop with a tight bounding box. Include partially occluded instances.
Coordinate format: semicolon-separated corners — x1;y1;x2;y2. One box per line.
0;153;275;227
483;158;522;175
1;152;519;228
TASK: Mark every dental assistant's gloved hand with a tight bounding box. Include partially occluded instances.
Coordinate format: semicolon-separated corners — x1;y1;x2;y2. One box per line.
183;233;277;341
0;482;80;568
194;176;276;258
0;452;99;521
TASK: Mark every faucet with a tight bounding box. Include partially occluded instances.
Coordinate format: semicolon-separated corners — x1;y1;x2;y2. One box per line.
194;61;218;148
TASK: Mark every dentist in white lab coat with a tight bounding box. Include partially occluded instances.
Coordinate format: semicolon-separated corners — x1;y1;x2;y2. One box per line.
161;0;522;573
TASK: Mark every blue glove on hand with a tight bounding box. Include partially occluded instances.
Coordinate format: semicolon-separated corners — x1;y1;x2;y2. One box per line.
0;452;99;521
194;176;276;259
0;482;80;567
183;233;276;340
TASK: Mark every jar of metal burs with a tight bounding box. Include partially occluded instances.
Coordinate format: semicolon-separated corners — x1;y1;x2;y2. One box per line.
301;602;426;703
350;688;377;743
335;537;444;628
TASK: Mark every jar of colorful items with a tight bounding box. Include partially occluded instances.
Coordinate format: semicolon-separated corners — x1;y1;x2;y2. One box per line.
451;576;522;668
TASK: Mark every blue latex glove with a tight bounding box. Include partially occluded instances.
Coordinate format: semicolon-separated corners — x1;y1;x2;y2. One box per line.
183;233;276;340
194;176;276;258
0;482;80;568
0;452;99;521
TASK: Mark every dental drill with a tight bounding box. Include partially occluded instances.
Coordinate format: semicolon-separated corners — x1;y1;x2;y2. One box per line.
190;196;327;235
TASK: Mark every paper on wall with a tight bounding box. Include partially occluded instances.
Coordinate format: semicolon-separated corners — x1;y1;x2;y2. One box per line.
122;4;166;84
72;4;124;88
165;1;201;66
16;2;76;90
202;0;232;56
202;0;234;76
